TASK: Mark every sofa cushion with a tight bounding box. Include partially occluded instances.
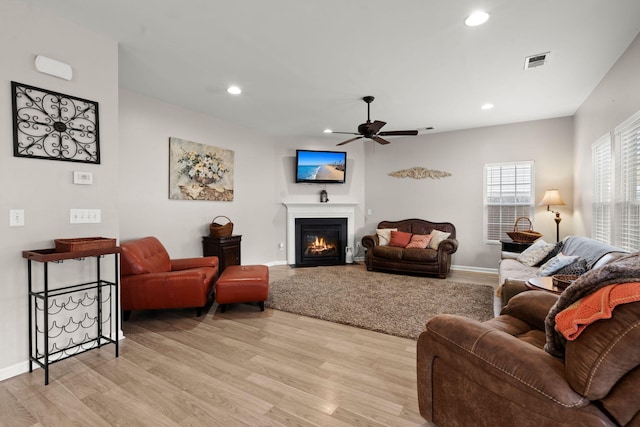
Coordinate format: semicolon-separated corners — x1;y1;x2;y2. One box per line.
403;248;438;262
406;234;432;249
389;230;412;247
536;241;564;266
516;240;556;267
537;253;579;276
371;245;404;261
428;229;451;249
376;228;397;246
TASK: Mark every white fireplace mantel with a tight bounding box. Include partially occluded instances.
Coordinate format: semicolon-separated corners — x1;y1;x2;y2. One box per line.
283;202;357;265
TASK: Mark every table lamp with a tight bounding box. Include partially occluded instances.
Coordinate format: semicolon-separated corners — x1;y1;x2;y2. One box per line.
538;189;566;242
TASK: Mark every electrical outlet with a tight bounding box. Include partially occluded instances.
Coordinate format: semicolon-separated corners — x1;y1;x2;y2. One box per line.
9;209;25;227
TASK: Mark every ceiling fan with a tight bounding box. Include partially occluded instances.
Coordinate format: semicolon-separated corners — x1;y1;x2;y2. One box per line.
333;96;419;146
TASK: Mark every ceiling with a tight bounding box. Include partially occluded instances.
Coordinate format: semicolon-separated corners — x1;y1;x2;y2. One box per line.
25;0;640;142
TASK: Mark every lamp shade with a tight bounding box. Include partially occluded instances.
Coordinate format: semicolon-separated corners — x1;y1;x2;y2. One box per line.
539;189;566;206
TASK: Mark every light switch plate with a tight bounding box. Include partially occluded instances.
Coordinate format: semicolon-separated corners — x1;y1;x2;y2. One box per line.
73;171;93;185
10;209;25;227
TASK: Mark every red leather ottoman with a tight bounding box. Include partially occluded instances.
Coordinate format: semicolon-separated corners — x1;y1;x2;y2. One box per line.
215;265;269;313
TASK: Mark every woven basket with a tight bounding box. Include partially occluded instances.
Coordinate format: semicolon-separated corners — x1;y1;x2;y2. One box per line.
553;274;579;289
209;215;233;237
506;217;542;243
55;237;116;253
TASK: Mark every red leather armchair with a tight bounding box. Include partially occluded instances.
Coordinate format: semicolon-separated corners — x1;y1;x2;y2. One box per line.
120;236;219;319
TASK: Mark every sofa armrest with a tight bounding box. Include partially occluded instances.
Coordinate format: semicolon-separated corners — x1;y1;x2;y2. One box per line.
361;234;378;250
437;238;458;255
171;256;219;271
418;314;586;407
500;291;559;330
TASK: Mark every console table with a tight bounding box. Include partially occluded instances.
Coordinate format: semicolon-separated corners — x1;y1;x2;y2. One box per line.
23;247;120;385
202;235;242;273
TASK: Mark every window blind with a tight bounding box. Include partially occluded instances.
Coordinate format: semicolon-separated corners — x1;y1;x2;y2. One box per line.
591;134;612;244
614;111;640;252
484;162;534;242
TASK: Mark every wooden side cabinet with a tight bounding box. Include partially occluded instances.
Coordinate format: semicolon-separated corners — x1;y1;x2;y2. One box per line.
500;239;533;254
202;235;242;273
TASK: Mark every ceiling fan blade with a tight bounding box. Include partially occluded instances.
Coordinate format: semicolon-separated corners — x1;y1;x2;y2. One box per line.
378;130;419;136
371;136;391;145
331;131;359;135
336;136;362;146
369;120;387;133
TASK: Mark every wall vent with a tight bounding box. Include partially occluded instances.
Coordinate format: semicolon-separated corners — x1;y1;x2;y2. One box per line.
524;51;550;70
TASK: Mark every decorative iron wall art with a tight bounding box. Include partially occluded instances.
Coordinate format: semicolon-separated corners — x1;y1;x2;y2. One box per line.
169;137;235;201
11;81;100;164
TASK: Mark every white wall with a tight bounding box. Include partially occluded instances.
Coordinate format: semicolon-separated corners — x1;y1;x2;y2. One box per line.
573;33;640;236
364;117;574;269
118;90;368;264
0;0;119;379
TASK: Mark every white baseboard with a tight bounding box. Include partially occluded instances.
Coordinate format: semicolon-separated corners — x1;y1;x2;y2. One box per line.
451;264;498;274
0;361;31;382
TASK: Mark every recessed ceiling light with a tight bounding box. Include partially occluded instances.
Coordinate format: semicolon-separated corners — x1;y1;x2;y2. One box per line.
481;103;494;110
465;11;490;27
227;85;242;95
323;129;333;134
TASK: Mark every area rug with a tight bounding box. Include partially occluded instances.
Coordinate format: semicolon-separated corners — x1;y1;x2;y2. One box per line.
265;266;494;339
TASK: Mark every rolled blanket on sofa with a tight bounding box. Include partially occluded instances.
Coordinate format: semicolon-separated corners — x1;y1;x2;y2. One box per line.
545;251;640;357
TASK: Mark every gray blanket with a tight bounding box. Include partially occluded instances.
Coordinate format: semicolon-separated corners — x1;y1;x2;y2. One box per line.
562;236;626;268
545;251;640;357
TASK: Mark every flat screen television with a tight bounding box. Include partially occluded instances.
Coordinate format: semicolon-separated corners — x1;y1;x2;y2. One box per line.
295;149;347;184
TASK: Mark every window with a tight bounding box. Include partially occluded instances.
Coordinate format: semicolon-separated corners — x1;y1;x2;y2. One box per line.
614;111;640;251
484;162;535;242
591;134;612;243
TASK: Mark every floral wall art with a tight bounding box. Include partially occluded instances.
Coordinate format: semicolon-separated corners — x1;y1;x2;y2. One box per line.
169;137;234;201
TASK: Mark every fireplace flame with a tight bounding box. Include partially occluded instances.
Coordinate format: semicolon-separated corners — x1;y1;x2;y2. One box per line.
305;235;336;255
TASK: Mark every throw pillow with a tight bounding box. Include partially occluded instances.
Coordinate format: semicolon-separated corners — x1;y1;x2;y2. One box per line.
536;253;580;276
516;240;556;267
555;258;588;276
406;234;432;249
389;230;412;248
428;229;451;249
536;241;564;267
376;228;397;246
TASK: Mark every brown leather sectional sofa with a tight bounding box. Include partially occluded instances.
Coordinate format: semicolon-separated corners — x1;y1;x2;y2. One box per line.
417;289;640;426
361;219;458;278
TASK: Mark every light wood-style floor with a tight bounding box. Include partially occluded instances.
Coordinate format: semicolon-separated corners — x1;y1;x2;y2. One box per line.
1;265;497;427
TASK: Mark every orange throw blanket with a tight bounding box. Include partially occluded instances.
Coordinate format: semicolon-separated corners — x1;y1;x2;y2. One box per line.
555;282;640;340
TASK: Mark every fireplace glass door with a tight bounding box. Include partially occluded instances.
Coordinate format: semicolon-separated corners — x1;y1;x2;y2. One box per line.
295;218;347;266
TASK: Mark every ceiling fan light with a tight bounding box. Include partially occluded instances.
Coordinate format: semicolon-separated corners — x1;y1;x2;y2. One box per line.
323;129;333;133
227;85;242;95
465;11;490;27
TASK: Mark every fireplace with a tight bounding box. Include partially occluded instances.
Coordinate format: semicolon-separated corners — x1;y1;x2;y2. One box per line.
295;217;347;267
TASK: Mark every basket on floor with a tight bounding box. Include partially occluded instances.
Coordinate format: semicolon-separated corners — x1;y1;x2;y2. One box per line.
506;217;542;243
209;215;233;237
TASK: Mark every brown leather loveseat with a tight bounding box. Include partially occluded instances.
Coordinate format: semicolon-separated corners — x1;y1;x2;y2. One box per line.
120;236;219;319
361;219;457;278
417;290;640;426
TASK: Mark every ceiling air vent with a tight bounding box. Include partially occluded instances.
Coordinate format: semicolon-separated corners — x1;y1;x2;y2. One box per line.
524;51;550;70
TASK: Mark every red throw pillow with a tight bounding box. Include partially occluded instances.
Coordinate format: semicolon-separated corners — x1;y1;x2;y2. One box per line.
389;230;412;248
406;234;432;249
